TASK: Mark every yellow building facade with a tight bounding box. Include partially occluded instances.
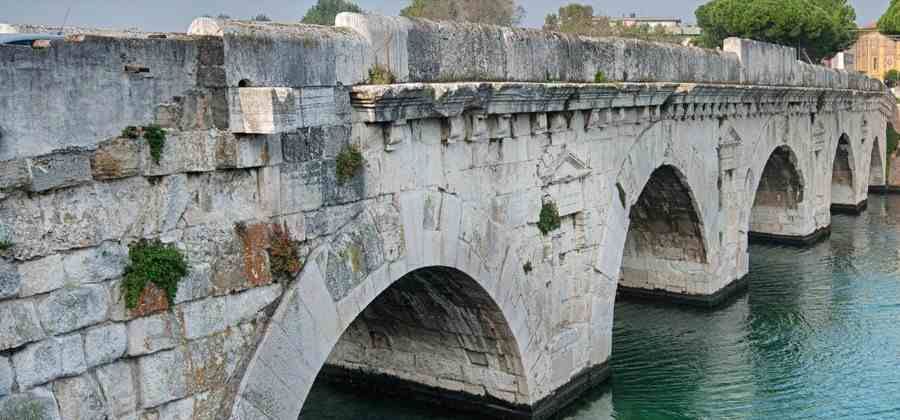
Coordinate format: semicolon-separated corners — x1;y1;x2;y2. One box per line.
854;27;900;80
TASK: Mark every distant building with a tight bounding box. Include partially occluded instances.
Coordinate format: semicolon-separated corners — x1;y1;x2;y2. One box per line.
824;51;855;71
609;14;682;29
851;25;900;80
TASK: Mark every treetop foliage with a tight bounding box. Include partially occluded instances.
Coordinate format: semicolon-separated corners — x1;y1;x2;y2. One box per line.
301;0;363;26
401;0;525;27
878;0;900;34
543;3;684;44
695;0;857;62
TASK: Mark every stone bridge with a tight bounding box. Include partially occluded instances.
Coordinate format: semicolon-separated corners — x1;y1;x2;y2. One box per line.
0;13;893;420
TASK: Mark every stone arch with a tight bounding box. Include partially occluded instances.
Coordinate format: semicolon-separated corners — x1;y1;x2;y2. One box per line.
226;193;539;420
748;145;808;240
611;121;722;299
830;133;858;212
869;137;885;188
313;266;529;417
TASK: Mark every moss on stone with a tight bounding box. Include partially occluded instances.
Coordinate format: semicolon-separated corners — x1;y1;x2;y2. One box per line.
594;71;607;83
143;125;167;165
368;64;396;85
336;144;365;184
538;201;562;235
122;239;188;310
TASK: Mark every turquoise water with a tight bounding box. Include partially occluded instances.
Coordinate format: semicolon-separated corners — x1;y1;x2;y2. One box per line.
302;195;900;419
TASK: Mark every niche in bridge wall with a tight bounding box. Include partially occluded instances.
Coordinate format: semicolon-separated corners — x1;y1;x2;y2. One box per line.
620;165;708;294
307;267;528;415
831;134;856;207
750;146;805;236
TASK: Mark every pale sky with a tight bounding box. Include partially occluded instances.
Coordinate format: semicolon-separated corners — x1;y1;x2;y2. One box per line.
0;0;892;32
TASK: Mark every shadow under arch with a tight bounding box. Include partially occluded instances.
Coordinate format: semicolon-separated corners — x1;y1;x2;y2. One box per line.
831;133;861;213
748;144;816;244
302;265;529;419
869;136;886;190
619;164;713;301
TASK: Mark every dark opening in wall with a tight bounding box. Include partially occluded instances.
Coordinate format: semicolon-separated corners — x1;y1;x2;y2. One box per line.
238;79;253;87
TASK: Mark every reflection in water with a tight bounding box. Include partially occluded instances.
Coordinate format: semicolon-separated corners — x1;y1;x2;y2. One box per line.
303;195;900;419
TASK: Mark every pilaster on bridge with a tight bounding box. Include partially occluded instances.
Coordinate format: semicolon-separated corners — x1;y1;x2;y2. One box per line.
0;13;893;420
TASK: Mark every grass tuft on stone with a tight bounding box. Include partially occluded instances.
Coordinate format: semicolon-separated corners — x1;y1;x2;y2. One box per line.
270;223;303;281
0;240;12;251
143;125;167;165
594;71;607;83
368;64;396;85
538;201;562;235
121;126;141;139
122;239;188;310
336;144;365;184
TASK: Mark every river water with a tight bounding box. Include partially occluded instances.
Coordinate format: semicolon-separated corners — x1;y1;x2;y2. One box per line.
302;194;900;419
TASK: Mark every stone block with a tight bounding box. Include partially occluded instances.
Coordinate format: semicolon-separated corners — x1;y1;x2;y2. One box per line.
141;130;218;177
0;357;11;397
12;334;85;389
159;397;194;420
300;87;339;127
0;260;20;300
18;254;65;297
0;159;30;191
83;323;127;368
27;150;93;193
0;388;60;420
36;285;109;336
127;313;177;356
217;134;282;169
95;361;137;418
62;242;128;286
179;285;281;340
91;137;142;180
280;161;324;213
52;374;108;420
282;126;349;163
138;348;189;408
229;88;300;134
0;300;44;351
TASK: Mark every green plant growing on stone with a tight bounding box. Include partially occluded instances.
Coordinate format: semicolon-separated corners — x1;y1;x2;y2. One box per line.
122;239;188;310
0;240;12;251
143;125;167;165
594;71;607;83
538;200;562;235
336;144;365;184
368;64;396;85
121;126;140;139
523;261;533;274
270;223;303;281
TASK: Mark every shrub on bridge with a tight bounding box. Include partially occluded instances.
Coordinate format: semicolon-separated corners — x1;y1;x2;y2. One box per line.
122;239;188;310
336;144;365;184
367;65;396;85
270;223;303;281
538;200;562;235
594;71;607;83
143;125;167;165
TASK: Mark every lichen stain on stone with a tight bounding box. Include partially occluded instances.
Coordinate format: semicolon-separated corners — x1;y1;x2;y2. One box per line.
235;223;273;287
130;282;169;318
343;243;364;274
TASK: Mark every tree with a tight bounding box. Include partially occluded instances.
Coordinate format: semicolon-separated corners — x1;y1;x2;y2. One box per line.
695;0;857;62
253;14;272;22
543;4;681;43
879;0;900;34
885;69;900;87
401;0;525;27
301;0;363;26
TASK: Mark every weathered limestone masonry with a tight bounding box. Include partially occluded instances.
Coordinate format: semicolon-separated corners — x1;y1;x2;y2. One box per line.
0;13;893;420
